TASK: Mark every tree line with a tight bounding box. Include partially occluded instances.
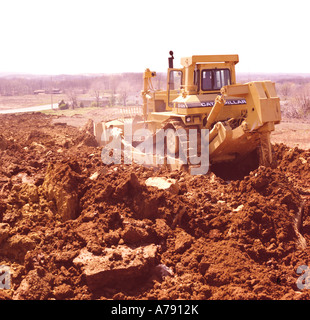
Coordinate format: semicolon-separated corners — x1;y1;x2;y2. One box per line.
0;73;147;97
0;72;168;108
2;71;309;118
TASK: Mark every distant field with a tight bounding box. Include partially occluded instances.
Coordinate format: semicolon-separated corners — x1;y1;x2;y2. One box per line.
0;94;67;109
0;93;96;110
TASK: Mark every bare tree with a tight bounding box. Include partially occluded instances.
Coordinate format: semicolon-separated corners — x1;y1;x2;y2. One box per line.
91;77;107;107
277;82;294;100
295;83;310;116
66;89;78;109
93;89;100;107
118;82;130;106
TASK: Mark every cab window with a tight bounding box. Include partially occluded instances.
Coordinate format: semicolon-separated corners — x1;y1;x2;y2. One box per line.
201;69;231;91
169;70;183;91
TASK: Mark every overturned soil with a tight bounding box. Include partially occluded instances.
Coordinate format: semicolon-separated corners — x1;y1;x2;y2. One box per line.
0;112;310;300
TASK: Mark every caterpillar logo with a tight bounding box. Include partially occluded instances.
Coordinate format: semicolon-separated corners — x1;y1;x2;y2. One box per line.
178;99;247;108
201;99;247;107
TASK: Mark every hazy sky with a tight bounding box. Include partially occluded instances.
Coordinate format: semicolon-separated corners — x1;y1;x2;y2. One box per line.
1;0;309;75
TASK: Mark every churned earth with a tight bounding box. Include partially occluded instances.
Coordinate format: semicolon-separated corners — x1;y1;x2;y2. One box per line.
0;112;309;300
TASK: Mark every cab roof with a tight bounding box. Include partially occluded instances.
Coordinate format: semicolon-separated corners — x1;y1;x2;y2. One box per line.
181;55;239;67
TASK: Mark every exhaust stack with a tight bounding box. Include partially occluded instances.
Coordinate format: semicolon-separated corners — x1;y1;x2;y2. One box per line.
168;51;174;68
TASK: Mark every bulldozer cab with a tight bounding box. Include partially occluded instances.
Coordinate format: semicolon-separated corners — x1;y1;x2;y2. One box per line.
179;54;238;95
143;53;239;116
165;54;239;108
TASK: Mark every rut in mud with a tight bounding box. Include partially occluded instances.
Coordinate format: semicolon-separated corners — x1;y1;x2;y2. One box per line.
0;112;309;300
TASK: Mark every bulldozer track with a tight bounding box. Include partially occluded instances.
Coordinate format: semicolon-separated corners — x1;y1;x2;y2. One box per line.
160;119;203;172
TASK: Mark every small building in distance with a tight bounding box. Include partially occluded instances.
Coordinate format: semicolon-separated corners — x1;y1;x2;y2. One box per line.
33;89;62;95
33;90;45;95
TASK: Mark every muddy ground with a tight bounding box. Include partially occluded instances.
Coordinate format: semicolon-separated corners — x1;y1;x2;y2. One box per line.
0;112;310;300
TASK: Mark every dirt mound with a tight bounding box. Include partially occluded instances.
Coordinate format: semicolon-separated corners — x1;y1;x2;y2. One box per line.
274;143;310;191
42;161;81;221
0;113;309;300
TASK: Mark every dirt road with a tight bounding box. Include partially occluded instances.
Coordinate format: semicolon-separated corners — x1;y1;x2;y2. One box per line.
0;104;59;114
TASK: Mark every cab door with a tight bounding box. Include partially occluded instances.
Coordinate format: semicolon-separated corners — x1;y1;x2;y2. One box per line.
167;69;183;108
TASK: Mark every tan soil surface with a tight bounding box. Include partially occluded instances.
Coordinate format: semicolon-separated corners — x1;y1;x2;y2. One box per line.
0;112;309;300
271;118;310;150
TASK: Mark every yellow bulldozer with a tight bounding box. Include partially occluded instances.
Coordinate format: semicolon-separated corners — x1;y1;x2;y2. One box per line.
95;51;281;175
